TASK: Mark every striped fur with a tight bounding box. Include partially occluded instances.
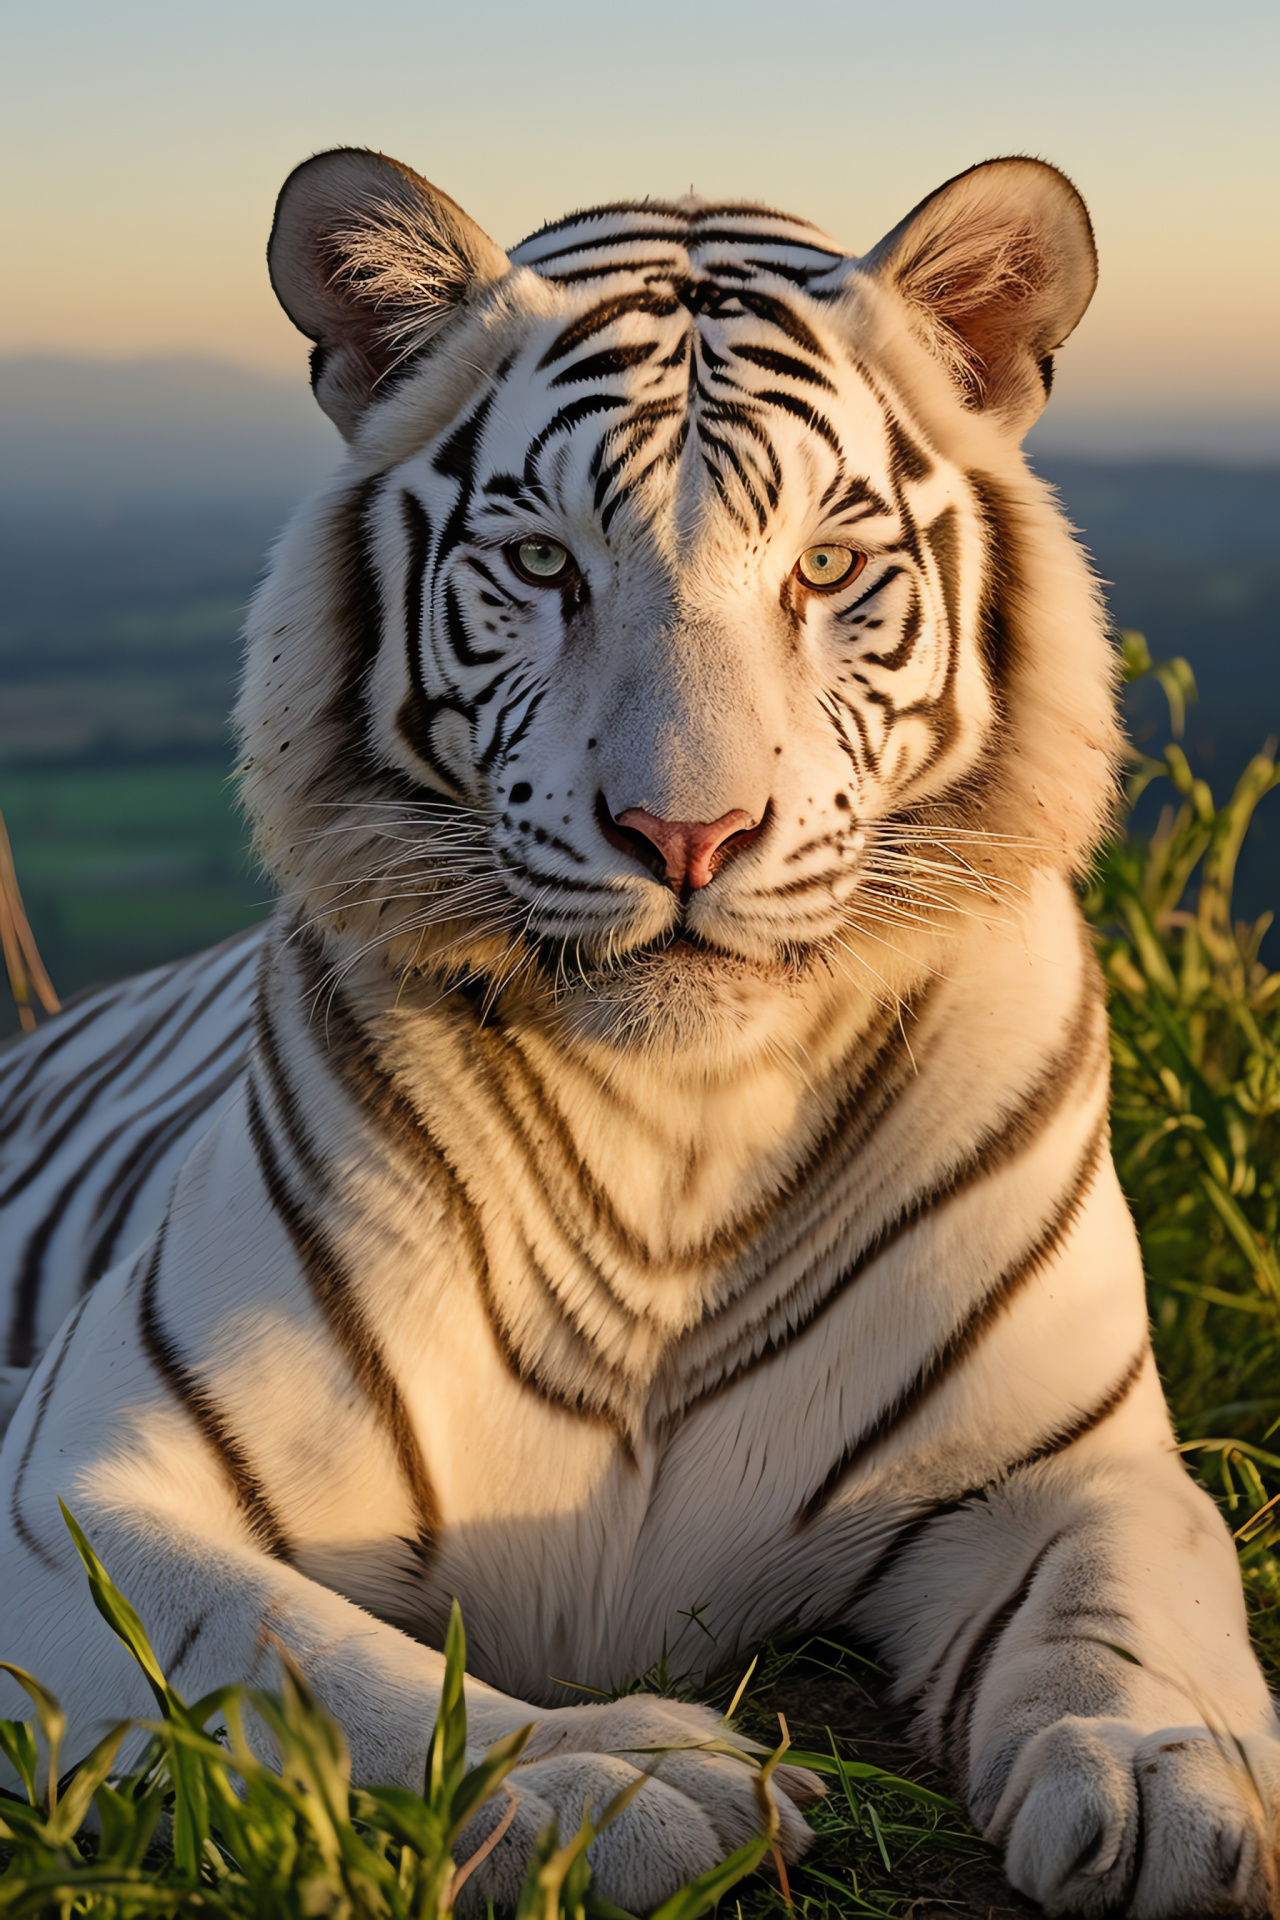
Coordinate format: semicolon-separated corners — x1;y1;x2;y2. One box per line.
2;153;1277;1915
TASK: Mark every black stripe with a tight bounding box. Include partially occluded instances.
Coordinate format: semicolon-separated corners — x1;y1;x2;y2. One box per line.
748;389;843;459
6;1007;248;1364
690;227;843;256
740;255;834;289
940;1530;1068;1775
138;1221;292;1560
923;507;963;656
0;990;200;1209
541;257;685;287
700;432;772;531
537;293;681;368
1007;1342;1149;1477
7;1102;140;1364
480;683;547;771
731;290;833;355
861;589;923;673
520;392;628;481
82;1051;246;1285
592;402;686;512
5;910;252;1176
836;565;905;622
8;1293;92;1570
852;1343;1150;1604
693;963;1102;1412
483;1233;636;1442
88;1022;251;1231
518;225;701;265
885;413;933;487
167;1610;208;1678
967;472;1023;688
287;932;629;1434
321;475;388;778
246;1054;441;1551
114;936;256;1096
3;975;243;1362
395;490;484;793
443;577;503;668
548;342;660;389
518;204;688;245
0;986;136;1139
7;1046;245;1365
517;197;837;250
730;343;835;392
797;1121;1108;1526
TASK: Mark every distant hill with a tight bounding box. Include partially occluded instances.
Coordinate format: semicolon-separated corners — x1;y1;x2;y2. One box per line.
3;351;1278;506
0;355;337;509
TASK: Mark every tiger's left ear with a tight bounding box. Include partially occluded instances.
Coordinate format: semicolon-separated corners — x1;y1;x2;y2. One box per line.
268;147;512;439
856;157;1097;434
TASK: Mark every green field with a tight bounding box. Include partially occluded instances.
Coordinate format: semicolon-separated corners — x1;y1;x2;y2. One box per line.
0;759;266;1036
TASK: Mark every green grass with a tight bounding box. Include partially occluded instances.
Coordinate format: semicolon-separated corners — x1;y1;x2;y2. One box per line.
2;641;1280;1914
1088;634;1280;1676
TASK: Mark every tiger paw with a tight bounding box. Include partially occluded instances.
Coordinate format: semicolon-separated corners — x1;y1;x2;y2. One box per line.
978;1716;1280;1917
453;1695;820;1914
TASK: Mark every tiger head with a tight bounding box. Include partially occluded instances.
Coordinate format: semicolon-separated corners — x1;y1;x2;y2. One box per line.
238;150;1118;1055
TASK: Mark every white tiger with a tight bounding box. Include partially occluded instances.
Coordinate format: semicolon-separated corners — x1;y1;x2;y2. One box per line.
1;149;1277;1916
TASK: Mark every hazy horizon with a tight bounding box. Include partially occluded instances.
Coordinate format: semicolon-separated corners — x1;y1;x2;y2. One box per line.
2;350;1278;508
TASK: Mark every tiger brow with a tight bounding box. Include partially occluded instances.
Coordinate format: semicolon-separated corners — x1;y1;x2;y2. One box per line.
731;342;836;394
732;289;832;359
540;257;686;287
537;291;682;370
481;474;545;513
825;477;893;519
548;342;661;390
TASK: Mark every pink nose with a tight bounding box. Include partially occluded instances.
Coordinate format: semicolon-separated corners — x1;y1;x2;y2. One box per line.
612;806;761;893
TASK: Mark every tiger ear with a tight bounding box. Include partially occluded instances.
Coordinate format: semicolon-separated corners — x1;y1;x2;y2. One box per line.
268;148;512;439
857;157;1097;433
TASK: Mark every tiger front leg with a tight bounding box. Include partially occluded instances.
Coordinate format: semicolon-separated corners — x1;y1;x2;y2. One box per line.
856;1426;1280;1915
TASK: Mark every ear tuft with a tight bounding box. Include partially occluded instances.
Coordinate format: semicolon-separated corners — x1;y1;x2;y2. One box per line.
268;148;511;438
859;158;1097;433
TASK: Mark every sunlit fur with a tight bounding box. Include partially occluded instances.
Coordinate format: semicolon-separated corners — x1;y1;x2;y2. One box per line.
1;159;1277;1917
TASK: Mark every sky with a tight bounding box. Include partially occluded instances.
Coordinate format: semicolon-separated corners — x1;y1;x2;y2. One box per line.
2;0;1277;451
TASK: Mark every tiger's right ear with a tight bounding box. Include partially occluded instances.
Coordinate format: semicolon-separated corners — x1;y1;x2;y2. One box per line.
854;157;1097;435
268;148;512;439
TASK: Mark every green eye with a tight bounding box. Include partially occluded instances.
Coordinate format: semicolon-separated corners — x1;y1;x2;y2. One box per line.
796;545;865;592
509;537;573;584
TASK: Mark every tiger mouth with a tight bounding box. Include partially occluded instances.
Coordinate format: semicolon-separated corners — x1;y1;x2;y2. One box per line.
531;923;722;976
529;919;812;989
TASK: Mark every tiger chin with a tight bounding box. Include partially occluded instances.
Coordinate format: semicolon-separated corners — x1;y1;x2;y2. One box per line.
2;149;1278;1917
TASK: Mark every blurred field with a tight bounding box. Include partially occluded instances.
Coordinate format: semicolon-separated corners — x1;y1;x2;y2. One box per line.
0;763;263;1024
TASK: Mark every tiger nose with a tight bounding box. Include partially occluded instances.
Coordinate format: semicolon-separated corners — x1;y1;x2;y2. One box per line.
601;801;765;894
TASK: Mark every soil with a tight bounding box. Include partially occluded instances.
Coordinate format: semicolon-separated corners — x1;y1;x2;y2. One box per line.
761;1655;1042;1920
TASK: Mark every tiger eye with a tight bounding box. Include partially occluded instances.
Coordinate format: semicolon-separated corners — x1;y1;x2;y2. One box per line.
509;537;573;584
796;545;865;592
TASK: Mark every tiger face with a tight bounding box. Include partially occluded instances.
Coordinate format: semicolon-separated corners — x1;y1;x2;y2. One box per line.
241;154;1115;1051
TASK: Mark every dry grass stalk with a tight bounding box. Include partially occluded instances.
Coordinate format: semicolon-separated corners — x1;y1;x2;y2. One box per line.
0;808;60;1033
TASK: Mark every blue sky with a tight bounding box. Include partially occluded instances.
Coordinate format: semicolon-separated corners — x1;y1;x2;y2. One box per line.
2;0;1276;443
